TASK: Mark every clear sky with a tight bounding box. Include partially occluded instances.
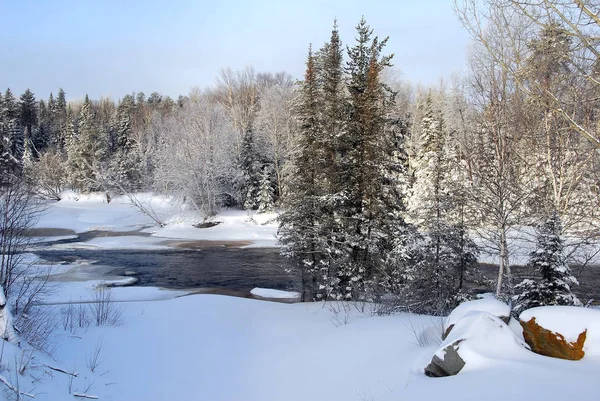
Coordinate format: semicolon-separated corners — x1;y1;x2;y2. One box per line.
0;0;470;101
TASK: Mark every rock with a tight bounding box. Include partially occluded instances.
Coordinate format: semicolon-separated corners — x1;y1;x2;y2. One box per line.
425;311;530;378
443;298;510;340
520;316;587;360
424;340;465;377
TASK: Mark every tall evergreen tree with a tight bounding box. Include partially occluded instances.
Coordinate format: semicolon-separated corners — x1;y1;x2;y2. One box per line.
53;89;68;151
67;95;106;191
0;92;9;179
257;166;275;213
279;46;330;301
2;89;22;173
33;99;51;154
334;18;410;300
236;128;262;209
311;21;348;299
19;89;37;165
108;94;141;191
405;94;479;313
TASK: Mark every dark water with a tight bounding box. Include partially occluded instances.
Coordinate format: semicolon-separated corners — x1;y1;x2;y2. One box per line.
34;248;297;292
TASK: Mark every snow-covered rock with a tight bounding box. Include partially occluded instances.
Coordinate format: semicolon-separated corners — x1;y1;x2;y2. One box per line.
444;298;510;339
520;306;600;360
426;311;530;377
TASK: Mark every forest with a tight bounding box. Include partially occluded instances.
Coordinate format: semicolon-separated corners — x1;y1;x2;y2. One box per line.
1;0;600;318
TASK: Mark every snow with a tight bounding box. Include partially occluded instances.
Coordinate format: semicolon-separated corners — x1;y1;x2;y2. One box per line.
151;209;279;247
5;294;597;401
36;192;164;233
34;194;279;248
4;192;599;400
520;306;600;356
445;297;510;330
44;280;190;304
250;287;300;299
0;286;15;342
436;312;531;372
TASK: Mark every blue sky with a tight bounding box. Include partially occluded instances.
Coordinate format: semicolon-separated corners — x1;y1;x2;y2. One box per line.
0;0;470;101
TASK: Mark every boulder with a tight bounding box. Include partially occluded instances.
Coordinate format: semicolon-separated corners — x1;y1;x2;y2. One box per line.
443;298;510;340
425;311;530;377
424;340;465;377
518;306;600;360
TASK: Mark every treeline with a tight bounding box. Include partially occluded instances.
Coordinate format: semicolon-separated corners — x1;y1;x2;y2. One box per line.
0;70;295;216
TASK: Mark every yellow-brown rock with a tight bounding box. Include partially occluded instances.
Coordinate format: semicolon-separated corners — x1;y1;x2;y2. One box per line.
520;317;587;360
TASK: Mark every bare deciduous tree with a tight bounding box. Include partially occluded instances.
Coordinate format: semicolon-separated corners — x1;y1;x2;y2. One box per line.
255;84;296;199
153;92;235;219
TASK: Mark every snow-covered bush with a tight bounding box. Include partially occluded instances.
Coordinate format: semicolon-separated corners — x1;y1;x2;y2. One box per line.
512;212;581;316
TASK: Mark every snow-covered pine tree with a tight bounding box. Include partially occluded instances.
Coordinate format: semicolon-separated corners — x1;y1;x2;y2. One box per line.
0;92;10;180
335;18;411;300
34;99;51;155
236;128;262;210
407;94;449;225
512;212;581;316
405;93;479;313
2;89;23;174
278;46;331;301
108;94;142;191
48;89;68;152
257;165;275;213
19;89;37;166
67;95;107;192
65;109;83;190
376;117;419;301
310;21;348;299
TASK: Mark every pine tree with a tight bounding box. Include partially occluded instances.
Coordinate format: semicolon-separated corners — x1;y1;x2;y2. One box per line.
512;212;581;315
335;18;410;300
34;99;51;155
52;89;68;151
19;89;37;165
279;46;330;301
65;110;82;188
236;129;262;210
67;95;106;192
257;166;275;212
281;20;413;302
0;92;10;180
1;89;22;174
108;94;141;191
405;94;479;313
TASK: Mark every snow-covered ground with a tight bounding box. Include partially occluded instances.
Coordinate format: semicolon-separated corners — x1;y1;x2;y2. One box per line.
4;294;599;401
1;193;598;400
35;191;279;250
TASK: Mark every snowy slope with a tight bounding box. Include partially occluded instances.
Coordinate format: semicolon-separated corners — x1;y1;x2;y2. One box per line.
14;293;598;401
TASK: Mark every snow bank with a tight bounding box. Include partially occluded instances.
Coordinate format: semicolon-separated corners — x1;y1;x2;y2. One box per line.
445;298;510;331
18;290;600;401
520;306;600;356
153;209;279;245
251;288;299;299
